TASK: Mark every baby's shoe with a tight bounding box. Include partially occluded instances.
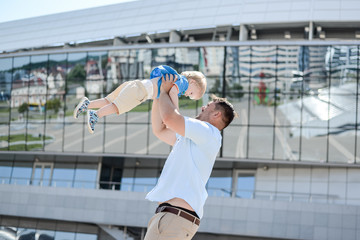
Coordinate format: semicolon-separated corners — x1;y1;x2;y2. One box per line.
73;97;90;119
87;110;98;134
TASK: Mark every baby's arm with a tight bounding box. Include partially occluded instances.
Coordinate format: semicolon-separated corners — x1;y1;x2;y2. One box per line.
169;85;180;112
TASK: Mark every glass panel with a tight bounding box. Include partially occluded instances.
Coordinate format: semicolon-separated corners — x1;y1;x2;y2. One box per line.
83;121;104;153
125;124;148;154
52;163;75;188
75;233;97;240
66;52;86;126
133;168;157;192
0;84;11;123
207;169;232;197
44;123;64;152
300;130;328;162
328;129;356;164
86;52;107;96
0;58;12;130
108;49;133;82
100;166;122;190
45;94;65;122
274;126;300;161
248;98;274;126
0;161;12;184
38;230;55;239
308;46;328;87
147;128;171;155
63;122;83;152
236;172;255;199
103;120;125;153
48;54;66;119
12;56;31;121
0;123;10;151
0;58;12;83
26;123;46;151
121;168;135;191
73;164;97;189
17;228;37;240
328;93;356;129
43;164;53;186
32;165;42;186
27;55;47;123
55;231;75;240
11;162;32;185
248;126;274;159
222;126;244;159
203;47;224;98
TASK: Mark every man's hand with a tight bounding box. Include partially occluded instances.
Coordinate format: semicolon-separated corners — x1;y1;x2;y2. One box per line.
160;74;177;94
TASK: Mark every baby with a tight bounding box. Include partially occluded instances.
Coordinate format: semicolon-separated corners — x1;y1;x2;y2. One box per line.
73;65;207;134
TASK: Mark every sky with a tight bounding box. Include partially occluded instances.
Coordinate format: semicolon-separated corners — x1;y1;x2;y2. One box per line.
0;0;136;23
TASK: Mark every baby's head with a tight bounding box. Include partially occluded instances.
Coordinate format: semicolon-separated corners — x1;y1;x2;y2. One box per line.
181;71;207;100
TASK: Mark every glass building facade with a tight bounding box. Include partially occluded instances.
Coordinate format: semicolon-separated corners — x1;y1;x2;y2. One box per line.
0;44;359;163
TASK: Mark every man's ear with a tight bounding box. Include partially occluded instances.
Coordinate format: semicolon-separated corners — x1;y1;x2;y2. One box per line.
213;111;222;119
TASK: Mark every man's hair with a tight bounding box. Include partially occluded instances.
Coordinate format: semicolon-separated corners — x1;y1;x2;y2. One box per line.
211;95;237;129
181;71;207;98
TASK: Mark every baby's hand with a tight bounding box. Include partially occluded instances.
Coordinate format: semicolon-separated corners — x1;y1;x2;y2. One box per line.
161;74;177;93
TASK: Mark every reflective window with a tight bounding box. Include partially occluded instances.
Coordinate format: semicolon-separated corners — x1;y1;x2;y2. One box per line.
74;164;98;189
0;44;359;164
31;162;53;186
207;170;232;197
235;171;255;199
10;162;32;185
0;161;12;184
133;168;158;192
0;220;98;240
55;231;75;240
52;163;75;188
121;168;135;191
76;233;97;240
0;58;12;136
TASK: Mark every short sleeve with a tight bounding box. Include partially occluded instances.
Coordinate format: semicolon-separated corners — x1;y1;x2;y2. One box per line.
184;116;220;145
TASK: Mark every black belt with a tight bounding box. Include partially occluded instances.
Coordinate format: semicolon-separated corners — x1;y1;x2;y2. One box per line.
155;205;200;226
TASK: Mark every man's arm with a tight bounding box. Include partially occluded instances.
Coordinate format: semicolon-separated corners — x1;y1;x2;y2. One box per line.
159;75;185;136
169;85;179;112
151;98;177;146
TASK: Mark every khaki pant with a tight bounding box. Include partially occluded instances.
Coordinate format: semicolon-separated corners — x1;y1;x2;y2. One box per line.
144;212;199;240
105;80;148;115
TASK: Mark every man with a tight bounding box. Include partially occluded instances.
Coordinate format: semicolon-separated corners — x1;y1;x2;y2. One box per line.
144;74;236;240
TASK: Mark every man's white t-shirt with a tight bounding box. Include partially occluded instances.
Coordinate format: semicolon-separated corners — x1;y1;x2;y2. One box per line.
145;116;222;219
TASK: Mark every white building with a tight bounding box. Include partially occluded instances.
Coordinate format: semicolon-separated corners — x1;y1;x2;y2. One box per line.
0;1;360;240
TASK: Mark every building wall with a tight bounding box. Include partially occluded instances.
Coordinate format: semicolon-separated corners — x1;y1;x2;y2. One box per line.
255;167;360;205
1;0;360;51
1;183;359;240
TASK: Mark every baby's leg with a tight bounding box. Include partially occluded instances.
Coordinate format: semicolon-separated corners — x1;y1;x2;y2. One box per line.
96;103;117;118
88;98;111;109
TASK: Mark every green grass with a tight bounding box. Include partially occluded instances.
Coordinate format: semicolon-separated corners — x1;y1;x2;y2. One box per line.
0;144;43;151
0;134;51;143
0;108;10;113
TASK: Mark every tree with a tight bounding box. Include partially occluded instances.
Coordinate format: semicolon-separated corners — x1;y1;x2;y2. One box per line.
67;64;86;83
18;102;28;114
46;98;62;113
